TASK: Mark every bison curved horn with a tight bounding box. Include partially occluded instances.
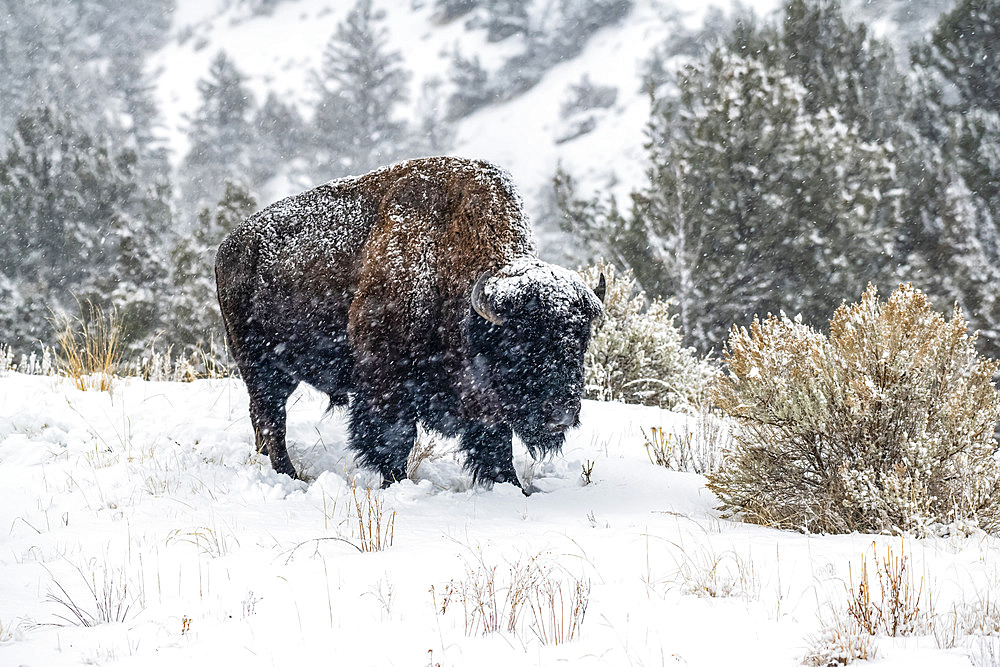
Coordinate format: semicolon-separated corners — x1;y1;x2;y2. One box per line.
471;271;505;326
595;273;607;303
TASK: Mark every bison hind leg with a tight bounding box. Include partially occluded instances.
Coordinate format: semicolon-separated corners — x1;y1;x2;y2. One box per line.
348;392;416;486
245;368;299;478
461;423;521;490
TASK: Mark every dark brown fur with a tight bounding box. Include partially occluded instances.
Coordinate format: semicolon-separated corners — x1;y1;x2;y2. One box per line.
216;156;602;486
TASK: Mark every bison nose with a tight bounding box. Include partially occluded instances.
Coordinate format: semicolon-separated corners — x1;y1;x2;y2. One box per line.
544;401;579;432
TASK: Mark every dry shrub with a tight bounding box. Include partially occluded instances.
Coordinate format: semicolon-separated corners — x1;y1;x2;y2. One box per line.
845;543;932;637
51;302;124;392
0;344;53;376
350;485;395;553
44;560;144;627
806;541;932;665
710;284;1000;534
581;263;717;410
665;542;759;600
970;637;1000;667
804;612;877;666
527;576;590;645
126;336;233;382
642;406;730;474
433;552;590;644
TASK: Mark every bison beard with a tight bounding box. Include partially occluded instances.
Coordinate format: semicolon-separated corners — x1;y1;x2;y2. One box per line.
216;156;605;490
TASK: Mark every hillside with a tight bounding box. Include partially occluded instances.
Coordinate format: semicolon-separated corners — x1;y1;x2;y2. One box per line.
150;0;952;258
150;0;780;255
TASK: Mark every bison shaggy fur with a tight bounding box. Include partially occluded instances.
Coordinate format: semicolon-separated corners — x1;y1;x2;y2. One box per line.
216;156;604;489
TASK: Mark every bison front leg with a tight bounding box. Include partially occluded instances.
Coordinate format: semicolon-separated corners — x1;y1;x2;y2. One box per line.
348;392;416;487
461;423;522;490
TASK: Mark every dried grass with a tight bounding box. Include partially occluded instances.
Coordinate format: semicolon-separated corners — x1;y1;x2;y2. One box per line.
51;302;124;392
350;484;395;553
433;551;590;644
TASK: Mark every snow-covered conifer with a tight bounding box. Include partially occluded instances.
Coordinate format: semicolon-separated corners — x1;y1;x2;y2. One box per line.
309;0;411;179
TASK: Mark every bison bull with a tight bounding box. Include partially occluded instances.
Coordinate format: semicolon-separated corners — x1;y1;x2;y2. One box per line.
216;156;605;489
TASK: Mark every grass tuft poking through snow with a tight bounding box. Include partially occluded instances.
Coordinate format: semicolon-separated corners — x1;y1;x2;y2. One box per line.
433;549;591;644
52;302;124;393
42;559;144;627
350;482;395;553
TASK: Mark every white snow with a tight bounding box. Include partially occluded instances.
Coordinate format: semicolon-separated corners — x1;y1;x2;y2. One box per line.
0;372;996;665
150;0;785;215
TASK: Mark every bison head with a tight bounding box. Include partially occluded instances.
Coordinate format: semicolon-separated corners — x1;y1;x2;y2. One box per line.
468;259;605;456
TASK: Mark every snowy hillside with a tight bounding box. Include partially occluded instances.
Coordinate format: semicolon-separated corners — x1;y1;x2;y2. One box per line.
150;0;784;222
1;374;997;665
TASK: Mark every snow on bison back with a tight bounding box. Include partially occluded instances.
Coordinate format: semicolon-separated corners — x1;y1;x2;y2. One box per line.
215;156;605;490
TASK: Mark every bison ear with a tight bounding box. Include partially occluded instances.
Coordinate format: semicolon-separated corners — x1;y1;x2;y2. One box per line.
471;271;506;326
594;273;607;304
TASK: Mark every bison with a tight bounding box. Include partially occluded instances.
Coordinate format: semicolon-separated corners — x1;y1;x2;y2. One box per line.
215;156;605;489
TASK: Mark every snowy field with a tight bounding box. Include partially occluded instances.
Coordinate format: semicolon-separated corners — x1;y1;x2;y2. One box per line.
1;373;998;665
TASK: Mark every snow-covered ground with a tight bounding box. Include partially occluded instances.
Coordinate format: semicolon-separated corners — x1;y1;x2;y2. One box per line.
1;372;997;665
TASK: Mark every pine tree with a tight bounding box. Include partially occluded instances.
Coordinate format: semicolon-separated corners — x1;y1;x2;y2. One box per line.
253;92;306;185
923;0;999;111
634;50;902;351
779;0;902;142
446;50;492;119
181;51;257;214
0;105;169;350
556;0;1000;357
167;181;256;352
412;77;454;156
310;0;411;178
433;0;480;23
484;0;529;42
913;0;1000;233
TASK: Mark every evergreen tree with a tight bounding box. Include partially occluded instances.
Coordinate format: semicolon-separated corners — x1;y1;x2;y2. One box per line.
252;92;306;185
484;0;529;42
0;105;170;350
779;0;902;142
167;181;256;352
913;0;1000;237
447;50;492;119
433;0;480;23
412;77;454;156
628;50;902;351
310;0;411;178
552;0;633;58
0;2;100;139
0;0;174;171
907;0;1000;354
557;0;1000;357
923;0;1000;111
180;51;257;214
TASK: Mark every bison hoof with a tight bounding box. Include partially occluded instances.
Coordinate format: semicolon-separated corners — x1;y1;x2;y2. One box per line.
270;455;298;479
380;469;407;489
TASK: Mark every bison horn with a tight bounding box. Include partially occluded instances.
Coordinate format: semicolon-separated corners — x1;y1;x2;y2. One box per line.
471;271;505;326
595;273;607;303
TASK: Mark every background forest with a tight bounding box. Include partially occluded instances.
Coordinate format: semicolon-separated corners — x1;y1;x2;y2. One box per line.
0;0;997;364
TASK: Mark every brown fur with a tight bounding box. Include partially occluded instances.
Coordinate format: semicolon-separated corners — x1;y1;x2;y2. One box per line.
217;156;599;485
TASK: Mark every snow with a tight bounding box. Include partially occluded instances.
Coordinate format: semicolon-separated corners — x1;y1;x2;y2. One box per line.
490;257;602;320
150;0;785;216
1;372;997;665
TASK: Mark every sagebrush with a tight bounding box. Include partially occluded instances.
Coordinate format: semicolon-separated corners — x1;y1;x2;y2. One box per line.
709;283;1000;534
581;263;717;410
